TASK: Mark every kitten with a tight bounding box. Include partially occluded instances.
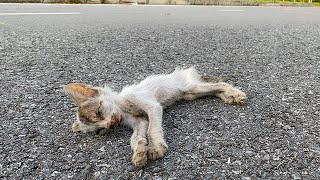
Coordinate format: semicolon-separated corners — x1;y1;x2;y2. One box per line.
64;67;247;167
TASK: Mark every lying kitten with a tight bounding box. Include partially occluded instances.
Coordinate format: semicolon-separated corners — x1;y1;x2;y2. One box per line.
64;67;247;167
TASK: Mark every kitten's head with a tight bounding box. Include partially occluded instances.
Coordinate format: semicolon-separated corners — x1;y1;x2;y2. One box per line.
64;83;122;133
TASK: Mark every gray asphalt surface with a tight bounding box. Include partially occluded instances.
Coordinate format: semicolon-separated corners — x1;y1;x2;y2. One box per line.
1;4;320;179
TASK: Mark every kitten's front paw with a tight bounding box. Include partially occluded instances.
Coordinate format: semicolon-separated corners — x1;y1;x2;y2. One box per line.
148;141;168;160
220;87;247;104
132;144;147;167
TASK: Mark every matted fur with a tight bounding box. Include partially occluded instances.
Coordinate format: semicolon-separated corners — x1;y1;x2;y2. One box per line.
64;67;247;167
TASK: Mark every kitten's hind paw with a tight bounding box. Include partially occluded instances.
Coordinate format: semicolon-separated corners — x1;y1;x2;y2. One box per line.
218;87;247;105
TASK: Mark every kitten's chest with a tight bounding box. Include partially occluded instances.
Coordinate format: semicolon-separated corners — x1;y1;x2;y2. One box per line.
120;100;145;116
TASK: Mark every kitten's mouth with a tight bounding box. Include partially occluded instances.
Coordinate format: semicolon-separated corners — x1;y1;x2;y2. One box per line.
97;115;122;129
109;115;122;128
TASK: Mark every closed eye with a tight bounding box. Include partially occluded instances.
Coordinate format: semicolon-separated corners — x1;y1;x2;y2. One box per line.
96;110;105;120
97;111;102;117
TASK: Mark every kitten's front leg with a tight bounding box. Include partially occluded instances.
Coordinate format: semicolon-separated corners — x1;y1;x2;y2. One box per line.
145;104;168;160
128;96;168;160
125;115;148;167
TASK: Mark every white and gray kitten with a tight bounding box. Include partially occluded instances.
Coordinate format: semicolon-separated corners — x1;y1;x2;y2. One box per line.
64;67;247;167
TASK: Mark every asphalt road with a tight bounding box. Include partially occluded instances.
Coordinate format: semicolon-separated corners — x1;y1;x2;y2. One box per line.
1;4;320;179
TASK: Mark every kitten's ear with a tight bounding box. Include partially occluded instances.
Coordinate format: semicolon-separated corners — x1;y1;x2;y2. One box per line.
63;83;99;105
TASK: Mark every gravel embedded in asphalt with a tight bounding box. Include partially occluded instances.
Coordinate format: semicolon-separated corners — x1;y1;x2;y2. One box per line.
0;4;320;179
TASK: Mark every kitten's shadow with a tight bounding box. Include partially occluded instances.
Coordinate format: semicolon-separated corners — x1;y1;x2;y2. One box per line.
92;125;133;141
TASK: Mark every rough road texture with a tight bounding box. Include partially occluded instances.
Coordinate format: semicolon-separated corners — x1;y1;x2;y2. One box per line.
0;5;320;179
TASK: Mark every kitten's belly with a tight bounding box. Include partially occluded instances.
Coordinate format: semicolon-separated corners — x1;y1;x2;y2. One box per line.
155;85;184;107
158;93;183;107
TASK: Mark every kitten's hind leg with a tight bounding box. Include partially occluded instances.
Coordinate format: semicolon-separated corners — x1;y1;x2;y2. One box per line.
183;76;247;104
182;82;226;100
